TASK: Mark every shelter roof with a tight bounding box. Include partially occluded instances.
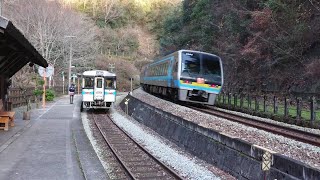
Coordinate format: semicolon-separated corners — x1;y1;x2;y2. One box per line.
0;16;48;77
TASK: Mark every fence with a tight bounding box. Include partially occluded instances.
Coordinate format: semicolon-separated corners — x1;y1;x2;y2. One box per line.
6;86;70;109
216;92;320;129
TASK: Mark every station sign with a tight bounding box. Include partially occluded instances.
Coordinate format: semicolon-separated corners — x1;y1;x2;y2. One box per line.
38;64;54;77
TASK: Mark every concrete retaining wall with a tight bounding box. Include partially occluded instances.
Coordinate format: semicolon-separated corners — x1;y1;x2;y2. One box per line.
120;95;320;179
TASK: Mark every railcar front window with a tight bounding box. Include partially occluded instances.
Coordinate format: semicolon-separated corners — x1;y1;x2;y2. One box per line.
105;79;115;89
84;77;94;88
181;51;222;84
202;54;222;83
202;55;221;75
182;52;201;74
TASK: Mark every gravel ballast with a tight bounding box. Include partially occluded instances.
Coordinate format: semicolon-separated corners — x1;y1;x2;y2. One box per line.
82;93;235;179
131;88;320;170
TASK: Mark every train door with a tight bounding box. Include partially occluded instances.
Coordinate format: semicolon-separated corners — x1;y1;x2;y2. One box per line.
94;77;104;101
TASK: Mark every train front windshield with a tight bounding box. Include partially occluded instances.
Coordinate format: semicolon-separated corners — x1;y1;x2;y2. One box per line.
181;52;222;84
83;77;94;88
83;77;116;89
105;78;116;89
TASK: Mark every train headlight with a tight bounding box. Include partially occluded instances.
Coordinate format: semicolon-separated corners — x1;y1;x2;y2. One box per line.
183;80;192;84
197;78;205;84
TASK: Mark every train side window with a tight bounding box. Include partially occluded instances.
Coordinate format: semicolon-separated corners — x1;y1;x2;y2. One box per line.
162;63;166;76
155;66;157;76
166;63;168;74
156;66;159;76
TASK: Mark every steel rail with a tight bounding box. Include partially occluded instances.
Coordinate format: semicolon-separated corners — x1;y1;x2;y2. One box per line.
92;112;183;180
91;112;134;179
189;106;320;147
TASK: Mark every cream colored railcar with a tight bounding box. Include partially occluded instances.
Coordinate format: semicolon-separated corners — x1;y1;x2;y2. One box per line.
80;70;116;111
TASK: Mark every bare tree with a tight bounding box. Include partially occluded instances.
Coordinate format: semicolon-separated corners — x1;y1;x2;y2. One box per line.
104;0;122;23
4;0;99;87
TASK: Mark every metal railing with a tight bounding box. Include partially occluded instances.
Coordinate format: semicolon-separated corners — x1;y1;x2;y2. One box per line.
216;92;320;128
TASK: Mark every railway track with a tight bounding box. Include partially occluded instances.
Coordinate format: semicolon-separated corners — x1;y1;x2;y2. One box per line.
189;105;320;147
90;112;183;180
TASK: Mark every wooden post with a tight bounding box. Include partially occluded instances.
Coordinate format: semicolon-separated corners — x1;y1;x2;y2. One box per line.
217;94;221;105
240;94;244;109
310;96;316;125
234;94;237;108
263;95;267;112
296;97;302;120
42;72;46;109
248;94;251;109
284;97;289;117
255;96;259;112
273;96;278;114
223;92;226;104
77;77;80;95
228;93;231;108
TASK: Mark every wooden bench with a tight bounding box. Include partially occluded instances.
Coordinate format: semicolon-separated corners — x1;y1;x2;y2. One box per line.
0;99;15;131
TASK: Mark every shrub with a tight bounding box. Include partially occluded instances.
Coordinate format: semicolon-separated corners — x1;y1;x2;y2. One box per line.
46;89;55;101
33;89;43;96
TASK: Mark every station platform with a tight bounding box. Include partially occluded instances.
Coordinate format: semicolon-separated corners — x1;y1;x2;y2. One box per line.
0;95;108;180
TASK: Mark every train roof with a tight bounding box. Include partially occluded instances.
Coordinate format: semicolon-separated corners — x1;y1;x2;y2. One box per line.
178;49;220;57
82;70;116;77
151;50;220;64
153;50;220;62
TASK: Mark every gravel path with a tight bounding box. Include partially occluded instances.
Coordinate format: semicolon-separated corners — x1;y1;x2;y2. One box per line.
131;88;320;170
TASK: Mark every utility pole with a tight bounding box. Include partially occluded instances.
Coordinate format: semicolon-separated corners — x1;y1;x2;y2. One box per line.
0;0;3;16
130;77;133;94
62;72;65;94
65;35;76;89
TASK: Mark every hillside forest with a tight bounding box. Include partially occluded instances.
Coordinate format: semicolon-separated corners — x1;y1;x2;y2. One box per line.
3;0;320;94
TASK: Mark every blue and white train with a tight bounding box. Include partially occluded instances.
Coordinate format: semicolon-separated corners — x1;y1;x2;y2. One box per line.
140;50;223;105
80;70;116;111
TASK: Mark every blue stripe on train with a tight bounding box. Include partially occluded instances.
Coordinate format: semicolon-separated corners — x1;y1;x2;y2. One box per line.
143;76;172;81
142;77;221;94
143;76;173;87
82;91;93;95
82;91;116;95
105;91;116;95
174;80;221;94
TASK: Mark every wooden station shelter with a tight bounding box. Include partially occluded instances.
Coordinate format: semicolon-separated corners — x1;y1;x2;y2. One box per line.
0;16;48;103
